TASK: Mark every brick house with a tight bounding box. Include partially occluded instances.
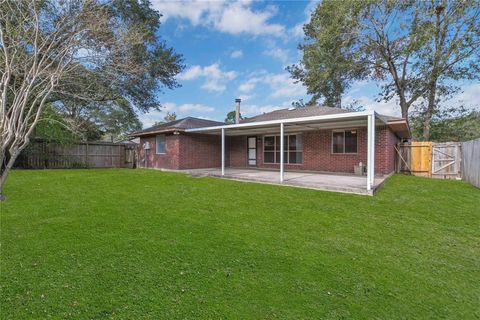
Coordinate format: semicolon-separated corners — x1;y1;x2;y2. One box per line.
131;105;410;193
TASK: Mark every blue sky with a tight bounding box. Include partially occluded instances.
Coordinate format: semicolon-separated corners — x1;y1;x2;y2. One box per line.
140;0;479;128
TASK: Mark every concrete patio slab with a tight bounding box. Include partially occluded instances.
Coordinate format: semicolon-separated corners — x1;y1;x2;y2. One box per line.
181;168;388;195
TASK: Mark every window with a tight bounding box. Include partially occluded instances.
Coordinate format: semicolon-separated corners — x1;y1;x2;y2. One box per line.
156;134;166;154
263;134;303;164
332;130;357;154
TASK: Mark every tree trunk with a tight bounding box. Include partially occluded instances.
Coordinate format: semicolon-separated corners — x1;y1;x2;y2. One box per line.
398;93;410;128
334;91;342;109
0;145;26;201
423;80;438;141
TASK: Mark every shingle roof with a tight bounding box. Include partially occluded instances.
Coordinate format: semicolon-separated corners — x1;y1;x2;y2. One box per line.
241;106;351;123
131;117;224;136
242;106;405;124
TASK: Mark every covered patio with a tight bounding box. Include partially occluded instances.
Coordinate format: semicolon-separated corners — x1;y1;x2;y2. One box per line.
183;167;387;195
186;110;384;194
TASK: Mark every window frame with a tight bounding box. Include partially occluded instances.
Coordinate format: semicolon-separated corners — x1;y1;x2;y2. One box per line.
155;134;166;155
331;129;358;154
263;134;303;165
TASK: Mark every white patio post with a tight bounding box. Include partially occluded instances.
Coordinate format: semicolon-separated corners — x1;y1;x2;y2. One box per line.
221;128;225;176
280;122;284;183
366;113;375;191
370;113;375;187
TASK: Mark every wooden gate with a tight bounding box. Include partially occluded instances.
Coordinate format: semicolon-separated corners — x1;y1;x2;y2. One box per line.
431;143;461;179
396;141;432;177
396;141;462;179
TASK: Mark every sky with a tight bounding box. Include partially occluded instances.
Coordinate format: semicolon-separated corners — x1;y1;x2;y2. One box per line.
139;0;479;128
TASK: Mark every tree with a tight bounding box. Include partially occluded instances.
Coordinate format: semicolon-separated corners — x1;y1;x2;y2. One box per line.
153;112;178;126
293;0;480;138
33;104;81;144
225;110;244;124
0;0;184;197
410;107;480;142
163;112;177;122
288;0;366;108
415;2;480;139
53;98;142;142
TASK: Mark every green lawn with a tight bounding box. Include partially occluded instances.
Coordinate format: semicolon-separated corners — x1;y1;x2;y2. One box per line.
1;169;479;319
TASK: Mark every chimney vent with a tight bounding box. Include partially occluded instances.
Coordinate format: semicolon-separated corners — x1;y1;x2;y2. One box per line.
235;98;241;124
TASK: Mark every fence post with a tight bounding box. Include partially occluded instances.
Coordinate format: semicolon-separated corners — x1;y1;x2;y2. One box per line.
85;143;88;167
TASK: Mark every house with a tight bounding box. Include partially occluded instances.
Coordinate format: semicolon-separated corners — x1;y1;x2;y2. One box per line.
131;101;410;194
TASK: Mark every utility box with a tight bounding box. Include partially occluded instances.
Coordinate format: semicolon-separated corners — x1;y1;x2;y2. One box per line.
354;163;366;176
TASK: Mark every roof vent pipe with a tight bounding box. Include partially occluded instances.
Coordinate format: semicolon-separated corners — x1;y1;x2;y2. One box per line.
235;98;241;124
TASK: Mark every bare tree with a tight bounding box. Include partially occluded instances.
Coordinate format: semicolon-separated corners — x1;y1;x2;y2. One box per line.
0;0;183;198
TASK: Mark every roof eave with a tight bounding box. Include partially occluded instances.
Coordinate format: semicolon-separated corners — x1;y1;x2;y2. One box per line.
129;128;185;137
386;119;411;139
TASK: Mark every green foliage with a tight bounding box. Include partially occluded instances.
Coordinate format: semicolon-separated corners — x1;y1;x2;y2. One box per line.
153;112;178;126
410;108;480;142
288;0;366;108
33;105;80;144
163;112;177;122
92;99;142;142
292;0;480;136
224;110;244;124
1;170;479;318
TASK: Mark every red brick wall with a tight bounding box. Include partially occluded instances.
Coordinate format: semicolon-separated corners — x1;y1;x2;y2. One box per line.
138;133;222;170
138;126;399;174
229;126;398;174
178;134;222;169
228;136;247;167
138;134;180;169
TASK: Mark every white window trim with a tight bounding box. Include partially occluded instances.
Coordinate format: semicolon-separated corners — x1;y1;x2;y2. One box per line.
331;129;358;154
263;134;303;165
155;134;166;155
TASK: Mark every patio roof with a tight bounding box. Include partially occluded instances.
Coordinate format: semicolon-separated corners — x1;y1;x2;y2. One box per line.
186;110;410;138
188;111;374;134
186;110;390;193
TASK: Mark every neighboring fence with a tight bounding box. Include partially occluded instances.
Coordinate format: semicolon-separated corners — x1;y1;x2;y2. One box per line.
14;140;137;169
461;138;480;188
396;141;462;179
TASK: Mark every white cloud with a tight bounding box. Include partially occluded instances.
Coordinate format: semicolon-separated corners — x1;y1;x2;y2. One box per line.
263;73;307;98
152;0;285;37
230;50;243;58
342;82;480;117
344;95;402;117
263;47;289;63
178;103;214;112
449;83;480;110
238;72;306;99
179;63;237;93
151;1;222;25
238;94;255;101
177;65;203;81
241;104;284;116
241;100;296;116
291;23;304;38
238;77;261;93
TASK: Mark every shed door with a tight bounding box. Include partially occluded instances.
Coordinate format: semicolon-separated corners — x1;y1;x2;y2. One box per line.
247;136;257;166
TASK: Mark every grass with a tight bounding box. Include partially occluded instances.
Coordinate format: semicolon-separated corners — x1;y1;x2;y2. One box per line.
1;169;479;319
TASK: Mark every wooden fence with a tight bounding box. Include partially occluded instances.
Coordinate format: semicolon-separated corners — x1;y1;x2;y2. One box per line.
14;141;137;169
461;138;480;188
396;141;462;179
